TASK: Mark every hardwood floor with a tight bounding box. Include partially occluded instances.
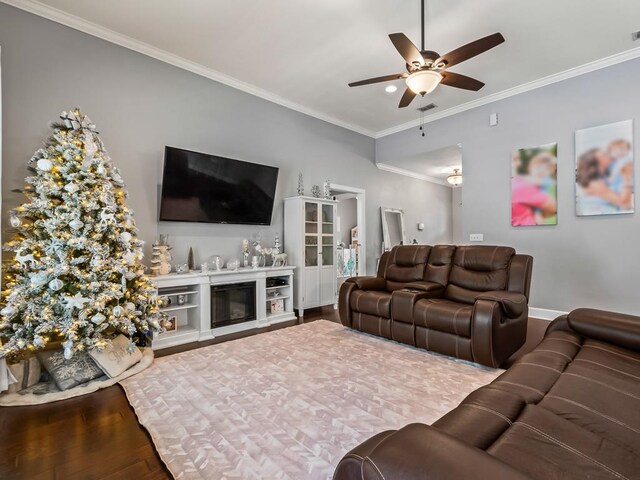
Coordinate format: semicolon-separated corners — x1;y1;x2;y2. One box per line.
0;308;548;480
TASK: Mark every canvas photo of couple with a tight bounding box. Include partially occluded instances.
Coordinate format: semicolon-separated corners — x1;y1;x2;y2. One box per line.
575;120;634;216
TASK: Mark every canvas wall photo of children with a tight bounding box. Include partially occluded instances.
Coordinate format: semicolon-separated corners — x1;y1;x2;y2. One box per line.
512;143;558;226
575;120;634;216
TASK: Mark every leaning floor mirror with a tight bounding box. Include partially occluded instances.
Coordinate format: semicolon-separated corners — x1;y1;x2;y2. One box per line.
381;207;406;251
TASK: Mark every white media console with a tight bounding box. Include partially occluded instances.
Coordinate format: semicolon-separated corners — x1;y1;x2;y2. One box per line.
150;266;296;350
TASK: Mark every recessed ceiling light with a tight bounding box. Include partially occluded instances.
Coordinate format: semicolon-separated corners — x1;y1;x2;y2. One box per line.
385;85;397;93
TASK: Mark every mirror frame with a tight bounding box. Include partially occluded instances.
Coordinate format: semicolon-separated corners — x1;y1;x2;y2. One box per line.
380;207;406;252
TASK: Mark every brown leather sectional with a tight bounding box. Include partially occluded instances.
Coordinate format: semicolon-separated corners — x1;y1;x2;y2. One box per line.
333;308;640;479
339;244;533;367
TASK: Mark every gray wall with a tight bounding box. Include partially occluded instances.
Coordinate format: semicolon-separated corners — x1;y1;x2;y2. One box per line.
451;187;463;244
0;4;452;275
377;58;640;315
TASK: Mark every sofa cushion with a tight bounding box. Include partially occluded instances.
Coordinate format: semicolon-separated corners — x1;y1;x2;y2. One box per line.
423;244;456;286
414;298;472;337
488;404;640;480
445;246;515;304
385;245;431;291
350;290;392;318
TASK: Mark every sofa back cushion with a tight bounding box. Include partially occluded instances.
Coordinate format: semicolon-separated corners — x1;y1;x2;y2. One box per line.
385;245;431;291
445;246;515;304
423;245;456;286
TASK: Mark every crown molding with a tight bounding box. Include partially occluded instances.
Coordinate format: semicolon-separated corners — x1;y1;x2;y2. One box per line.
375;45;640;138
1;0;377;138
376;163;450;187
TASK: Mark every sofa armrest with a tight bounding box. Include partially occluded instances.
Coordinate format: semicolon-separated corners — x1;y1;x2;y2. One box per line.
475;290;527;318
334;423;532;480
351;276;387;291
566;308;640;352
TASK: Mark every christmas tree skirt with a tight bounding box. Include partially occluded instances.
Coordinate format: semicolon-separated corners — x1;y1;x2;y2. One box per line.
0;348;154;406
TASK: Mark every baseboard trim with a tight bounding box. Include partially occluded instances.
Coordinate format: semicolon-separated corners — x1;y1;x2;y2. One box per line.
529;307;568;321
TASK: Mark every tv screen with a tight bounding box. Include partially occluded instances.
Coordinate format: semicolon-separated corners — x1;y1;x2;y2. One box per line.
159;146;279;225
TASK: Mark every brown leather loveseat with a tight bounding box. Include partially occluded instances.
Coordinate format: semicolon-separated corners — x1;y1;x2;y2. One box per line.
339;244;533;368
333;308;640;479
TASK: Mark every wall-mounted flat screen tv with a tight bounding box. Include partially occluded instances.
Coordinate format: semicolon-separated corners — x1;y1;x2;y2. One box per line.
159;146;279;225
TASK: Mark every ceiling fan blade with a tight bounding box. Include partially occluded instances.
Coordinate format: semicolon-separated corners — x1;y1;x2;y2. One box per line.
389;33;424;67
435;32;505;69
348;73;406;87
398;87;417;108
440;71;485;91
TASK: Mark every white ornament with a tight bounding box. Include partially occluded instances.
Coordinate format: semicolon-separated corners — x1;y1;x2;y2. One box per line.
30;272;49;287
15;248;36;266
90;255;103;268
99;209;115;227
122;251;136;265
33;335;45;348
62;292;90;310
64;183;80;194
69;219;84;230
120;232;132;243
36;158;53;171
112;305;124;317
48;278;64;291
63;339;74;360
0;305;16;317
112;172;124;186
91;313;106;324
97;165;106;175
124;302;135;312
10;215;21;228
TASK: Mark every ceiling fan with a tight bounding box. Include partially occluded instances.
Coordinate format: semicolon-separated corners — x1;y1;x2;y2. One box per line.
348;0;505;108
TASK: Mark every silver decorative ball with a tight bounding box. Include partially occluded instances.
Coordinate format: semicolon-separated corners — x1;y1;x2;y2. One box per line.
112;305;124;317
48;278;64;291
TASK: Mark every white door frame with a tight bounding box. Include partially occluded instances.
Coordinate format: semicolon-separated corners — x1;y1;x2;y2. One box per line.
330;183;366;276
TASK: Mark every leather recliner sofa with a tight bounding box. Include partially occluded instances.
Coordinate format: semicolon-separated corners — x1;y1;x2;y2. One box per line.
339;244;533;368
333;308;640;479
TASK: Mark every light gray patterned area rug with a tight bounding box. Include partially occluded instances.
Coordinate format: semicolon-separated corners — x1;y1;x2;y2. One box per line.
120;320;501;480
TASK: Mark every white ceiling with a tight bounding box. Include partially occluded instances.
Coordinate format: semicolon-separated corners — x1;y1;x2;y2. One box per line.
8;0;640;136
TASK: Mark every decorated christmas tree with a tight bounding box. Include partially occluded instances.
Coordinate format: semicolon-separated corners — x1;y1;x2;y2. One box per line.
0;109;161;361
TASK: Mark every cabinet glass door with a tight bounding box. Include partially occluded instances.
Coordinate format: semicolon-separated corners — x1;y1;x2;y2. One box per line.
321;204;334;266
305;202;319;267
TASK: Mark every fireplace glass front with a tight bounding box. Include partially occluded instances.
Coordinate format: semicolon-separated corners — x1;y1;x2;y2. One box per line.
210;282;257;328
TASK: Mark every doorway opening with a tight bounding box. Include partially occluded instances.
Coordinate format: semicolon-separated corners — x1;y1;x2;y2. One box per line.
330;184;366;283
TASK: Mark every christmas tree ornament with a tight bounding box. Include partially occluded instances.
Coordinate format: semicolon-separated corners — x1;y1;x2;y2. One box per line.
69;219;84;230
112;305;124;317
36;158;53;171
62;292;90;310
48;278;64;291
64;183;80;194
30;272;49;287
10;215;22;228
0;108;161;362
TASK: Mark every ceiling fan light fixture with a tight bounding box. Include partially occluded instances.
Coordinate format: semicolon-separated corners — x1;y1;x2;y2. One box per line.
447;168;462;186
406;70;442;95
385;85;398;93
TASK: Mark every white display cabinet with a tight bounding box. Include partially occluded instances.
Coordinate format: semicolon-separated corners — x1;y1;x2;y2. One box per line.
284;196;337;317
